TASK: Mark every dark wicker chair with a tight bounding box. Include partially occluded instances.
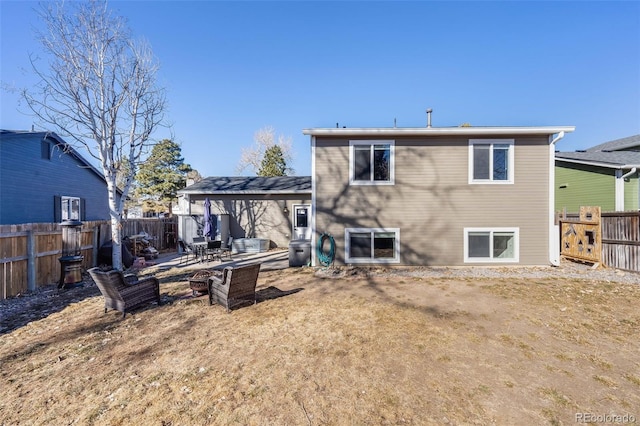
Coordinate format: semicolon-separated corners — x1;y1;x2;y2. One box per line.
208;263;261;312
88;267;161;318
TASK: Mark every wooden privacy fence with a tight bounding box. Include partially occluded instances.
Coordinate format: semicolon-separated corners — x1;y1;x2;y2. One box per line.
121;217;178;251
601;212;640;272
559;207;640;273
0;217;177;300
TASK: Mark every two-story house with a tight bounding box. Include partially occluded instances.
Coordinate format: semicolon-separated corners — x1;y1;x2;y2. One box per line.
0;130;117;224
304;125;575;267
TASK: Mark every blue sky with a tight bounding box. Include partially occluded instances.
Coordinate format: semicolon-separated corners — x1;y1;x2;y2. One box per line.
2;1;639;177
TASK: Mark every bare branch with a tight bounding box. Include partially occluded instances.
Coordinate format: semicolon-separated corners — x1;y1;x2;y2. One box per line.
237;126;295;175
22;0;167;270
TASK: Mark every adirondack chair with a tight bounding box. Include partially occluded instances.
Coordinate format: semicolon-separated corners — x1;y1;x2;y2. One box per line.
208;263;261;312
88;267;161;318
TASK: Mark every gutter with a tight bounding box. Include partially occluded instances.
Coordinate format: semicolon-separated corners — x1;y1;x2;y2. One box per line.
303;126;576;137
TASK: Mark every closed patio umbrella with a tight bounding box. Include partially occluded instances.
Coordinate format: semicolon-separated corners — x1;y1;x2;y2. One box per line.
203;197;213;239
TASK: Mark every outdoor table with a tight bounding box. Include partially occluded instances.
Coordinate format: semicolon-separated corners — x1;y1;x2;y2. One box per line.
191;241;208;262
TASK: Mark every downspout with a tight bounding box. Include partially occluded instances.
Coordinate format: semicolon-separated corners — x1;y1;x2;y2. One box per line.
622;167;637;180
616;167;637;211
550;131;565;145
310;135;317;267
549;131;566;266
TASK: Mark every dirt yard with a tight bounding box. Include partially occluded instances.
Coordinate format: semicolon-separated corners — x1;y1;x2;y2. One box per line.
1;260;639;425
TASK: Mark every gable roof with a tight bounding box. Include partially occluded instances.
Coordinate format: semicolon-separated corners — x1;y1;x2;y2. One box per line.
1;129;125;195
1;129;106;180
586;134;640;152
555;150;640;169
179;176;312;195
303;126;575;138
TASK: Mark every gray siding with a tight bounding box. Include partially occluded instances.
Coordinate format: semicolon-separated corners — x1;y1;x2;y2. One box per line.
186;194;311;248
0;132;113;224
314;136;552;266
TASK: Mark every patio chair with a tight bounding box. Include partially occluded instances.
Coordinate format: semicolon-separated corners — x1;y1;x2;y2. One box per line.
208;263;261;312
205;240;222;262
88;267;161;318
178;240;196;264
218;236;234;261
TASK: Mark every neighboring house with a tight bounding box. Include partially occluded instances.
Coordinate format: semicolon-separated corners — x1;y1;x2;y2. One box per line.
177;176;312;247
303;125;575;267
0;130;116;224
555;135;640;212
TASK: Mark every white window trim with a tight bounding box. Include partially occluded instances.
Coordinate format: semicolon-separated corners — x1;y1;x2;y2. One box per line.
468;139;515;184
61;196;81;221
345;227;400;264
464;227;519;263
349;140;395;185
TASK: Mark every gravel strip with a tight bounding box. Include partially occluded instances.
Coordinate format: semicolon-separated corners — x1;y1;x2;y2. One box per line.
315;260;640;285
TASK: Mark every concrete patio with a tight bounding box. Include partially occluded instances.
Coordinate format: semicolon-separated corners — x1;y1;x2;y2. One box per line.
143;248;292;273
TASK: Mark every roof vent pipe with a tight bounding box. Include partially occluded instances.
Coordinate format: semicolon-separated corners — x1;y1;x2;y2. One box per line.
426;108;433;128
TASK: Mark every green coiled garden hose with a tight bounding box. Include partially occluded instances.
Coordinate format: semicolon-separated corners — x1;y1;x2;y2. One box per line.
317;233;335;266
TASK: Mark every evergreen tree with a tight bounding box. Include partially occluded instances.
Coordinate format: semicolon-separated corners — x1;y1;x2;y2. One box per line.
236;126;294;175
258;145;288;176
135;139;192;216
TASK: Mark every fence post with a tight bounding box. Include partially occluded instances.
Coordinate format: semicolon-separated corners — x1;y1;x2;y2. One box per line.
27;229;36;291
92;225;99;267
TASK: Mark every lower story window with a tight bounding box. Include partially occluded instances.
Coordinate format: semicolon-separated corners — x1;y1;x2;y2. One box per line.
464;228;519;262
345;228;400;263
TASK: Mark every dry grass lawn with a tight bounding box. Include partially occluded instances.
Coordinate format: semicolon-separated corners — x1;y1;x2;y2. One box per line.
1;265;639;425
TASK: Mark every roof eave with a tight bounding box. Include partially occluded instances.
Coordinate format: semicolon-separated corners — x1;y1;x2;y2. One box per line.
302;126;576;138
178;189;312;195
555;157;640;169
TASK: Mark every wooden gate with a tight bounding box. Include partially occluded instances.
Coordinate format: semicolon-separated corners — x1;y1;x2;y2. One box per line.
560;206;601;265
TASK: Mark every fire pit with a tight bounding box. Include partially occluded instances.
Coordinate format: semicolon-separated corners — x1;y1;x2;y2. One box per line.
188;270;221;296
58;220;84;289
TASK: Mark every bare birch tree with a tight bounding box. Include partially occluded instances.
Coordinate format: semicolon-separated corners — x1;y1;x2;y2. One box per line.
22;1;166;270
236;126;295;175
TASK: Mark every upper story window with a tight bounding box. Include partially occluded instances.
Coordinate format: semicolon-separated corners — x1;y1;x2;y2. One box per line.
41;140;52;160
349;140;395;185
468;139;514;184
